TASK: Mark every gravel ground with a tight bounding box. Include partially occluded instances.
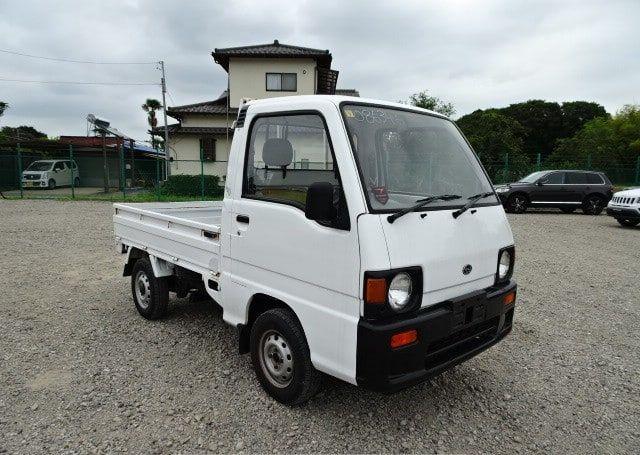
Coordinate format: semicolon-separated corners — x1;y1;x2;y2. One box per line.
1;200;639;454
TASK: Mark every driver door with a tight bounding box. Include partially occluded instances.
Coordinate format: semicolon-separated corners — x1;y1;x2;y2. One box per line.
530;171;567;203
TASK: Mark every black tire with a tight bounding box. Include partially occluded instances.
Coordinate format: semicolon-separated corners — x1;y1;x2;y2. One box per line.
506;194;528;213
48;179;56;190
582;195;605;215
616;218;640;227
250;308;321;405
74;177;80;187
130;258;169;320
560;207;576;214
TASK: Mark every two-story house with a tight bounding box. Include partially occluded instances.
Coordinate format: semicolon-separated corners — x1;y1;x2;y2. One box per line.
154;40;358;178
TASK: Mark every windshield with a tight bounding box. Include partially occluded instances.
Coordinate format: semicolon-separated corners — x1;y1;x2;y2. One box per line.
341;104;497;211
518;171;547;183
26;161;53;171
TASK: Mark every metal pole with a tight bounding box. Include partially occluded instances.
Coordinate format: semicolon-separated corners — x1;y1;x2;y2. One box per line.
69;144;75;199
130;138;135;188
635;155;640;185
200;143;205;200
504;153;509;182
120;143;126;199
587;153;592;170
156;152;160;201
102;133;109;193
536;153;541;172
17;143;23;199
160;60;170;178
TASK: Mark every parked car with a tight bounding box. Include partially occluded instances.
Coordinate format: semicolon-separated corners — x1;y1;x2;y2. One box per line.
606;187;640;227
494;170;613;215
22;159;80;189
113;96;517;405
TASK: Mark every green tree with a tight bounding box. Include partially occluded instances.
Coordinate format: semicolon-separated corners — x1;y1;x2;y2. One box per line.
142;98;163;149
500;100;564;160
560;101;608;138
456;109;529;182
0;125;47;141
550;105;640;182
408;90;456;117
0;101;8;118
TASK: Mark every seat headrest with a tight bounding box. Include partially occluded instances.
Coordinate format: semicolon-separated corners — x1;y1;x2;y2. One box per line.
262;138;293;167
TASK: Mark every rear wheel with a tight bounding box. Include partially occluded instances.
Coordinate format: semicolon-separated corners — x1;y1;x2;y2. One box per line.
130;258;169;319
506;194;528;213
616;218;640;227
250;308;321;405
74;177;80;187
48;179;56;190
560;207;576;214
582;195;605;215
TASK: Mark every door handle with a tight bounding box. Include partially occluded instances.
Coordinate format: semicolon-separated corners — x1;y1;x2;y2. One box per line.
236;215;250;224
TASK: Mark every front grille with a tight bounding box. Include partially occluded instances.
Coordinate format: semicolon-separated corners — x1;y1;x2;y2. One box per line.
425;316;500;369
612;196;640;205
24;174;41;180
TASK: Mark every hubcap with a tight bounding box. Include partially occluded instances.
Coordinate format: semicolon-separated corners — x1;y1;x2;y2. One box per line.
135;270;151;309
259;330;294;388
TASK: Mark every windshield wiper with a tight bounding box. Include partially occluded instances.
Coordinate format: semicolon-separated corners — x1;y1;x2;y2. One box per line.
387;194;461;224
452;191;496;219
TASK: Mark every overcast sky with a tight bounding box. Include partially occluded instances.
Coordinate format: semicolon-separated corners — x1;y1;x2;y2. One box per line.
1;0;638;142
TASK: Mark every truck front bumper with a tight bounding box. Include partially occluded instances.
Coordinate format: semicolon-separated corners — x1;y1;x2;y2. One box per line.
356;280;516;392
606;207;640;220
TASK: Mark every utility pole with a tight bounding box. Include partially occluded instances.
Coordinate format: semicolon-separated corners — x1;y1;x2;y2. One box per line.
160;60;170;177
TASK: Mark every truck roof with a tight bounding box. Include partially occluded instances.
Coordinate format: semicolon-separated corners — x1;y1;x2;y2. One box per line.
242;95;449;119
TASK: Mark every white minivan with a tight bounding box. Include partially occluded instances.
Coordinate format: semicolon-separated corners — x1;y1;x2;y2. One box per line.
22;159;80;189
114;96;517;405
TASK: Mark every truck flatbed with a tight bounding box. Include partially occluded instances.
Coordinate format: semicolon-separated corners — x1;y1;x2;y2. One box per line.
113;201;223;277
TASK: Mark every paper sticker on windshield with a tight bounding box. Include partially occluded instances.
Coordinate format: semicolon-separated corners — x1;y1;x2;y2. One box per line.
344;109;355;118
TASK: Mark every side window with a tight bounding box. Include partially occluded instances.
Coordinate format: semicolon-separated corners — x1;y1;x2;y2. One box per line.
542;172;563;184
54;162;65;171
243;113;346;220
586;173;603;184
565;172;587;184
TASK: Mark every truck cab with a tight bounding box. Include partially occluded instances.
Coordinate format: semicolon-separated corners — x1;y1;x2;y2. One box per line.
114;96;516;405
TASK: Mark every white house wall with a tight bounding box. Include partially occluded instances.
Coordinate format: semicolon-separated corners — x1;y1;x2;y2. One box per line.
228;58;317;108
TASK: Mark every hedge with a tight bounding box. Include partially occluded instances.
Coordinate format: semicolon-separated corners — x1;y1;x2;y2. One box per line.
159;174;224;198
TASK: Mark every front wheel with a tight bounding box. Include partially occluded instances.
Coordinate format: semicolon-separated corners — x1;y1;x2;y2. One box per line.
617;218;640;227
506;194;528;213
582;195;605;215
250;308;321;405
130;258;169;319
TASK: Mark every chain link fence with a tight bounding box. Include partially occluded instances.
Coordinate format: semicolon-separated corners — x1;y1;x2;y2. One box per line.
2;144;639;201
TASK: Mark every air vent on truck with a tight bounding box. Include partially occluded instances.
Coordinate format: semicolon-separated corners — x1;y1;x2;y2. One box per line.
236;106;248;128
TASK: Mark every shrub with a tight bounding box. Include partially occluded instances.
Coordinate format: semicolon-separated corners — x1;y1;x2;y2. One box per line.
159;174;223;198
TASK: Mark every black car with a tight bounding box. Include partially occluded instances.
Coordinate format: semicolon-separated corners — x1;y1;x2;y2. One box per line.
494;170;613;215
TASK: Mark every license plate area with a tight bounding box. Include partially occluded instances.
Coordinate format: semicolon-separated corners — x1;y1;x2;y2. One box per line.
451;294;486;330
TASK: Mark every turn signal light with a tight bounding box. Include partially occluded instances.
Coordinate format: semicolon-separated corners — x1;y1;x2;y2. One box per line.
365;278;387;304
503;291;516;305
390;329;418;349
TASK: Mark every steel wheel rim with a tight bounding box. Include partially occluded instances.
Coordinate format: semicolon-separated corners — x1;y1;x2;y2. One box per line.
513;196;525;211
589;197;601;212
135;270;151;310
259;330;294;388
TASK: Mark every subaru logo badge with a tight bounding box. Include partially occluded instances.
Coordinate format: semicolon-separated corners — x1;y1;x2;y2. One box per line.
462;264;472;275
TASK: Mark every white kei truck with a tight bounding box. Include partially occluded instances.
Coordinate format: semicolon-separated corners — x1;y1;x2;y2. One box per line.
114;96;517;405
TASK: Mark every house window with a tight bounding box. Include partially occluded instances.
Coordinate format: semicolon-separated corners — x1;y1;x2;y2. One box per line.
266;73;297;92
200;138;216;161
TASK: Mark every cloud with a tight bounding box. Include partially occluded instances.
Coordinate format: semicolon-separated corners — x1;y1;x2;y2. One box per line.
0;0;638;140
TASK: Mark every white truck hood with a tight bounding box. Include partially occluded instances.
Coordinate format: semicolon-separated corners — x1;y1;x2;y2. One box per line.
378;205;514;308
612;187;640;198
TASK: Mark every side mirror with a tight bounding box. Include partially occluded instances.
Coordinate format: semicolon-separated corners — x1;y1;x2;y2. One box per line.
305;182;336;221
536;180;544;186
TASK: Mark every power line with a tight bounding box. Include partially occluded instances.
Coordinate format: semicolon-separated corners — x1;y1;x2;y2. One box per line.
0;48;158;65
0;77;159;86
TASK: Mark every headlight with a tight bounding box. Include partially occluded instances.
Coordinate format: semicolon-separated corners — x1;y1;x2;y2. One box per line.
388;272;412;311
495;187;509;193
497;247;514;282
